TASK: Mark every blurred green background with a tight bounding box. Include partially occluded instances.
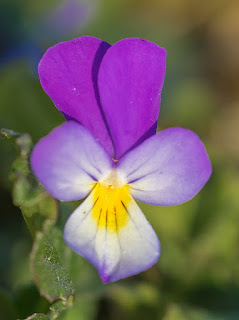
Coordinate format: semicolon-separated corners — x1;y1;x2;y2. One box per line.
1;0;239;319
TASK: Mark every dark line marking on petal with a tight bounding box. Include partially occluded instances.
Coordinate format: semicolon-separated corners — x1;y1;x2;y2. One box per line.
69;195;101;257
78;195;99;226
97;208;103;229
122;204;137;230
128;167;162;184
92;196;100;210
121;200;149;241
102;209;108;276
104;206;122;281
91;207;103;267
125;158;150;180
121;201;129;215
105;209;108;233
120;200;131;226
81;168;98;181
121;200;158;248
114;206;118;233
130;187;161;192
70;161;100;181
129;169;162;184
128;177;143;184
114;206;123;262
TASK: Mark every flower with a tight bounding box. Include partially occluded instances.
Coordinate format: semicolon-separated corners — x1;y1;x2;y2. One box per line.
31;36;212;283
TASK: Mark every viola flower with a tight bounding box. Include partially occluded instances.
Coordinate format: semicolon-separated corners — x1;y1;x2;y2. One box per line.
31;36;212;283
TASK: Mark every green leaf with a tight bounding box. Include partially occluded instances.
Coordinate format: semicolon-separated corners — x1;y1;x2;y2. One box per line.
30;222;73;303
22;295;74;320
1;129;74;319
27;221;74;320
48;295;74;320
1;128;58;237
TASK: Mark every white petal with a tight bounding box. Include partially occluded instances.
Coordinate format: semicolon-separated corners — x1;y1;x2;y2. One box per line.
63;183;160;282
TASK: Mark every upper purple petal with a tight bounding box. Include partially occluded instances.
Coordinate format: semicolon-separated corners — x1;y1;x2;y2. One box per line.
98;38;167;159
117;127;212;206
38;36;114;155
31;121;113;201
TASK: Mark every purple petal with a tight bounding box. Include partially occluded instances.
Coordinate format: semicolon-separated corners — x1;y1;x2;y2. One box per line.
64;184;160;283
31;121;113;201
117;127;212;206
98;38;167;159
38;36;114;155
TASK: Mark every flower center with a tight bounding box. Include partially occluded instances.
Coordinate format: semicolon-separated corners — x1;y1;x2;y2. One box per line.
100;169;126;189
92;170;130;233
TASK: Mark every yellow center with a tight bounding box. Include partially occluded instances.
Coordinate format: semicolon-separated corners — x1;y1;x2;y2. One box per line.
92;170;131;233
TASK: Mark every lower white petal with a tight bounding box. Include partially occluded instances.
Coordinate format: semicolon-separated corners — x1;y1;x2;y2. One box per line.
63;183;160;283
